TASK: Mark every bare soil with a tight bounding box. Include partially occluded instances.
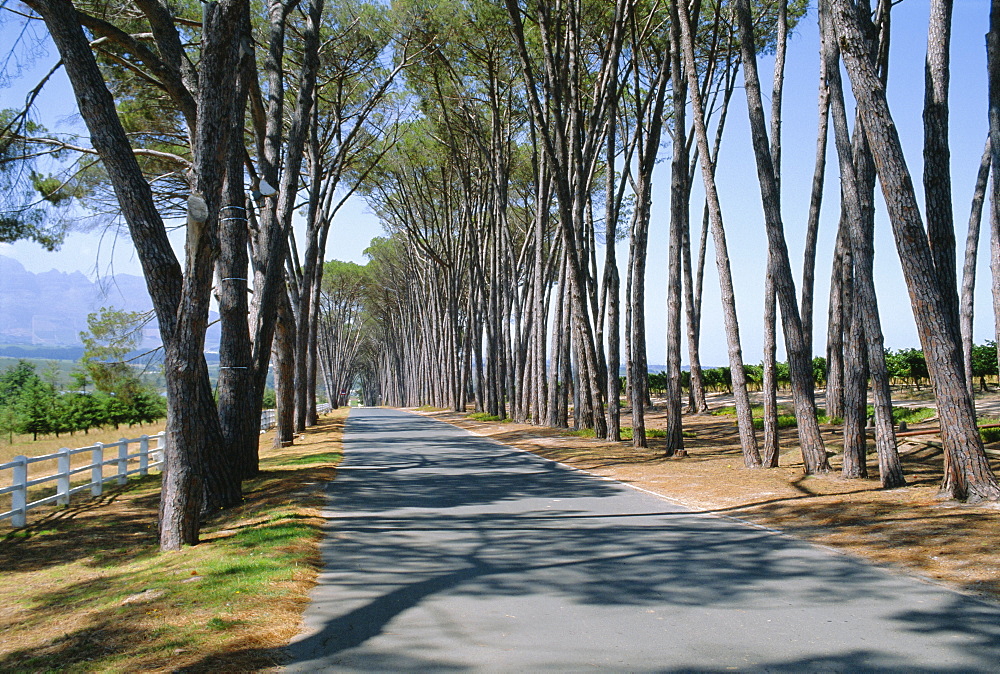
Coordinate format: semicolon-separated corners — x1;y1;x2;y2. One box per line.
415;404;1000;604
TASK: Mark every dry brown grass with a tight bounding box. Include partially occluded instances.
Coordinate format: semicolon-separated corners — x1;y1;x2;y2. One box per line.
0;409;347;673
418;407;1000;604
0;422;167;503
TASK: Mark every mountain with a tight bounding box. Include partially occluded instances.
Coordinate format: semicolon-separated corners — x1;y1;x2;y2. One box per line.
0;255;219;350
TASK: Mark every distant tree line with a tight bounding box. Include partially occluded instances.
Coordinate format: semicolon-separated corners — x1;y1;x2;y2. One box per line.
0;360;166;442
644;343;1000;396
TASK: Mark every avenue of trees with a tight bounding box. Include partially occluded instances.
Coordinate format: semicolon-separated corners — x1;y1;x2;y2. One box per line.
2;0;1000;550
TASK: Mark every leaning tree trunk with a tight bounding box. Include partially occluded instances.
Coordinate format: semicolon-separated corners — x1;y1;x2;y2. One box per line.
832;0;1000;501
960;140;992;394
823;0;905;487
30;0;245;549
735;0;828;473
678;5;760;467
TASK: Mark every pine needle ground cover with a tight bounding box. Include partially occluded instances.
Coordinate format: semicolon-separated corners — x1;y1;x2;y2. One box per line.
0;408;347;672
420;399;1000;604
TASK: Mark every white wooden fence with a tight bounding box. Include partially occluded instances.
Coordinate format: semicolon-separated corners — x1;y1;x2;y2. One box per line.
2;403;337;528
0;433;165;528
261;409;276;432
259;403;333;432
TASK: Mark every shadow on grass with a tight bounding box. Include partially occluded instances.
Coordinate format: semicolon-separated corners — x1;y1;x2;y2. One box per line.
1;477;161;573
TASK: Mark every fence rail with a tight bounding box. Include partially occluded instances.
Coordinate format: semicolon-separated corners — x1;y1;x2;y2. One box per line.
3;404;337;528
0;433;165;527
259;403;333;432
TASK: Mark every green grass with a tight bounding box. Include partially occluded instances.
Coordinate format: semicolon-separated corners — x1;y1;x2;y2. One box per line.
0;410;349;672
886;406;935;425
282;451;343;465
752;415;798;430
712;404;935;428
562;427;694;441
206;617;247;631
620;427;667;440
416;405;447;412
467;412;512;422
978;418;1000;443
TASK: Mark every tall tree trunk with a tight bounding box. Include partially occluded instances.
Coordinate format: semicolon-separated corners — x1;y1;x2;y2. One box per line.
840;247;869;479
664;0;687;457
923;0;957;326
735;0;828;473
273;287;297;448
801;13;831;365
826;219;847;421
831;0;1000;501
762;0;788;468
823;0;905;487
762;263;780;467
29;0;246;548
604;114;622;442
678;5;760;467
989;0;1000;391
247;0;323;468
960;140;992;394
216;63;257;480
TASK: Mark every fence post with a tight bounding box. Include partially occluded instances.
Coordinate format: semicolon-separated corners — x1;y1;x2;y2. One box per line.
153;432;165;469
117;439;129;485
11;456;27;527
57;448;71;506
92;443;104;496
139;435;150;476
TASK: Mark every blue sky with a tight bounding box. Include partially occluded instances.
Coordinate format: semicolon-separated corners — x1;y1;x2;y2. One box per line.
0;1;995;367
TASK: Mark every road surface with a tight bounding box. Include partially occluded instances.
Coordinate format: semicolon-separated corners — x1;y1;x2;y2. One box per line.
286;407;1000;672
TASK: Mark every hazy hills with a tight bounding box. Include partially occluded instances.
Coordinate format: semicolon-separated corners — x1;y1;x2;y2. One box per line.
0;255;218;352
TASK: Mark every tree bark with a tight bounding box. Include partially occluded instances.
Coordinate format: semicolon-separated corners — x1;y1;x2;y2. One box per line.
762;261;780;468
989;0;1000;396
678;4;760;467
923;0;957;326
960;140;991;395
831;0;999;500
665;0;687;457
823;0;904;487
801;3;832;364
29;0;246;548
735;0;828;473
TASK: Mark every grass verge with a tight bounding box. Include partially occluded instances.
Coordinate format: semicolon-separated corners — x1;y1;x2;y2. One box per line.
0;408;347;672
467;412;512;423
566;427;682;440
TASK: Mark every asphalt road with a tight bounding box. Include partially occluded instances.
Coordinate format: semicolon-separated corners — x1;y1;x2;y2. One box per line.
285;407;1000;672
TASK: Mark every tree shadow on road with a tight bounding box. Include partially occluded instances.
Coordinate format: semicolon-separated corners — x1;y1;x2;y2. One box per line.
271;409;1000;671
